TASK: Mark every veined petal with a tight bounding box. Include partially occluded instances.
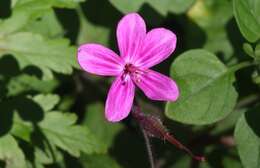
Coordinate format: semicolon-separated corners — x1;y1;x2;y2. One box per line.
134;28;177;69
105;76;135;122
117;13;146;63
77;44;123;76
135;69;179;101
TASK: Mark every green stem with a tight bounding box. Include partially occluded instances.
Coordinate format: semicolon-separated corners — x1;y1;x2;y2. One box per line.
229;61;258;72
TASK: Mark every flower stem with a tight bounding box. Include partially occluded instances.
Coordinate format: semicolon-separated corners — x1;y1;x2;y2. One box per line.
141;126;155;168
132;101;155;168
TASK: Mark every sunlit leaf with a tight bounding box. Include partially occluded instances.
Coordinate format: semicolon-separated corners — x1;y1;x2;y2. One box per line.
32;94;60;112
166;49;238;125
39;112;107;156
0;135;26;168
0;32;78;79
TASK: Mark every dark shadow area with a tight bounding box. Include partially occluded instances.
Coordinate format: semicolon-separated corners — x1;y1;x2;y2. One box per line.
23;66;43;79
0;56;20;77
0;0;11;18
0;96;44;136
16;97;44;122
111;129;149;168
0;161;5;167
227;18;246;62
19;140;36;167
136;3;164;27
63;153;83;168
81;0;122;50
152;13;206;75
55;8;79;44
0;55;46;98
245;105;260;137
0;100;14;136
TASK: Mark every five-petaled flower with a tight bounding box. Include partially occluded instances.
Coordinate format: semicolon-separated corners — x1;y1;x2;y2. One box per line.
77;13;179;122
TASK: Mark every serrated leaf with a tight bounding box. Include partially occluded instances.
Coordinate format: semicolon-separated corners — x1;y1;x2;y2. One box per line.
234;105;260;168
0;32;77;79
7;74;58;96
233;0;260;42
166;49;238;125
22;9;64;38
0;135;26;168
83;103;123;149
33;94;60;112
39;112;107;156
12;111;107;157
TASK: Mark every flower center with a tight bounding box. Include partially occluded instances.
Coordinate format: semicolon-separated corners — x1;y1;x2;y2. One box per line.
124;63;136;74
121;63;144;83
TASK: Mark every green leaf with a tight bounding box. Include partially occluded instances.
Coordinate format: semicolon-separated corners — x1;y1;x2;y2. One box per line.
4;0;82;36
0;32;77;79
234;105;260;168
22;9;64;38
39;112;107;156
243;43;255;58
166;49;238;125
0;135;26;168
12;111;107;157
7;74;58;96
109;0;195;15
80;154;122;168
233;0;260;42
83;103;123;149
32;94;60;112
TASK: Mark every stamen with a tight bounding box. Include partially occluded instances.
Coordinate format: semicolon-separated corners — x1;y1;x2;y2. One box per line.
122;63;145;83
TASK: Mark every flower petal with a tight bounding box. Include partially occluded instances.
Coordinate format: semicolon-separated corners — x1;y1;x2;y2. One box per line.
105;76;135;122
135;69;179;101
134;28;177;69
117;13;146;63
77;44;124;76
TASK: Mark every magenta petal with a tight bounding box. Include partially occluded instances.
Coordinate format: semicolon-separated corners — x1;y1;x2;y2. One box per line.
134;28;177;69
135;69;179;101
77;44;124;76
105;76;135;122
117;13;146;63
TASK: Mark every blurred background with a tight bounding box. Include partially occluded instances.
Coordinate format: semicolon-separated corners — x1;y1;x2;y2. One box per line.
0;0;259;168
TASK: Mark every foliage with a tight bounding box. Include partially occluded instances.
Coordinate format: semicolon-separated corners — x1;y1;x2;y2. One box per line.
0;0;260;167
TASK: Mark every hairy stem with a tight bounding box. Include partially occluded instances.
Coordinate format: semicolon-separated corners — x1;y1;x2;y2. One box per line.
141;127;155;168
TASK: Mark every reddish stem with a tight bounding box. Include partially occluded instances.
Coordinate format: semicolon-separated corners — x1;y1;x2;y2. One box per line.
132;105;205;162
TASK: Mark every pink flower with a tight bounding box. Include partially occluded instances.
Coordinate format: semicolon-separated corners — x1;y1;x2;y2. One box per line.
77;13;179;122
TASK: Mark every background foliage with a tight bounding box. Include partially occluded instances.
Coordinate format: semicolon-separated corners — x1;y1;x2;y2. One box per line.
0;0;260;168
